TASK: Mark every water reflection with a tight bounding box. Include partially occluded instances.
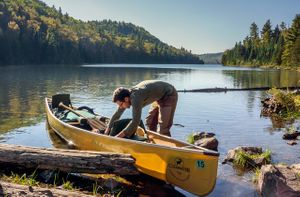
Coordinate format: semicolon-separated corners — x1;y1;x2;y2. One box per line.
0;65;191;133
222;69;300;88
46;121;76;149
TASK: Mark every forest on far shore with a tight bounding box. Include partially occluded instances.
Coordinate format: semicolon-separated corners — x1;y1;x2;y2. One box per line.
0;0;203;65
222;15;300;68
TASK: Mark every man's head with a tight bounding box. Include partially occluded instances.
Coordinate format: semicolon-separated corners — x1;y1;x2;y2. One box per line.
112;87;131;109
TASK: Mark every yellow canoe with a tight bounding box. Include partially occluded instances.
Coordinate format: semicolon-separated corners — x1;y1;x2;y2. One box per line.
45;97;219;196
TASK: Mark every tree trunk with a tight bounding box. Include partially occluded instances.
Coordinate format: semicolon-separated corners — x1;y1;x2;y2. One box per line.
0;144;138;175
0;180;93;196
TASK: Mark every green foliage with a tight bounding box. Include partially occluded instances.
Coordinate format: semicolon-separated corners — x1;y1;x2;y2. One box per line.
10;171;39;187
268;88;300;119
116;190;123;197
252;168;261;183
92;181;103;196
286;125;297;134
0;0;202;65
233;149;271;169
62;178;74;190
53;171;59;187
186;133;195;144
296;172;300;181
222;15;300;68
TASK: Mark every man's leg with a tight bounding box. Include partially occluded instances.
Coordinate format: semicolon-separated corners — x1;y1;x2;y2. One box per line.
158;91;178;136
145;102;159;131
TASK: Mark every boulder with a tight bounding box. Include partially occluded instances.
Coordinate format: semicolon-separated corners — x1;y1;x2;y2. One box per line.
283;132;300;140
258;164;300;197
222;146;270;168
192;132;218;151
223;146;262;163
287;140;298;146
193;132;215;141
194;137;218;151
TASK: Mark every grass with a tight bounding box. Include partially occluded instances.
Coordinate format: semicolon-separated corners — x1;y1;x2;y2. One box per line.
296;173;300;181
62;178;74;190
267;88;300;120
92;181;103;196
116;190;122;197
234;149;271;169
53;171;59;187
252;168;261;183
0;170;131;196
186;133;195;144
286;125;297;134
10;170;39;187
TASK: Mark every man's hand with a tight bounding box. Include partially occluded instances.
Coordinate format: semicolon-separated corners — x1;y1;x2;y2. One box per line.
115;131;126;138
104;128;111;135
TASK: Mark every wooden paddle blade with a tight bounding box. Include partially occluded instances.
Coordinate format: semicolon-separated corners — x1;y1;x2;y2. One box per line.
87;119;106;130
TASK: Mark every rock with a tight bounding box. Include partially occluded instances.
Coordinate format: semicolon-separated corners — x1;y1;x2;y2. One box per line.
283;132;300;140
194;137;218;151
223;146;262;163
193;132;215;141
261;97;282;116
222;146;270;168
258;164;300;197
192;132;218;151
253;157;269;167
287;140;298;146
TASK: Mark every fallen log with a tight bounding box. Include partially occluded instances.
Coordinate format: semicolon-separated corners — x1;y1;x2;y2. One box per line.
178;86;300;93
0;144;138;175
0;180;92;197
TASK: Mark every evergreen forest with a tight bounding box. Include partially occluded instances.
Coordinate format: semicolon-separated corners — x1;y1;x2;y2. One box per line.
222;15;300;68
0;0;203;65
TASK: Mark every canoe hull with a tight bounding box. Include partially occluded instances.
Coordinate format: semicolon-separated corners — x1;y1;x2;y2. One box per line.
45;98;219;196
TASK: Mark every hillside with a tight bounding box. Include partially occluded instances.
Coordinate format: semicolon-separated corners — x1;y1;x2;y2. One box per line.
0;0;203;65
198;52;223;64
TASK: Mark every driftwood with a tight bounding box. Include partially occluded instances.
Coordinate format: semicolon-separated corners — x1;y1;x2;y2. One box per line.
0;180;92;197
0;144;138;175
178;86;300;93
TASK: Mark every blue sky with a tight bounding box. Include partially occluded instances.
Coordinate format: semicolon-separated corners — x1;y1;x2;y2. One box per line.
42;0;300;54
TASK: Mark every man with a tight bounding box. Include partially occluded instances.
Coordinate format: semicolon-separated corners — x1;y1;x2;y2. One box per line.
105;80;178;138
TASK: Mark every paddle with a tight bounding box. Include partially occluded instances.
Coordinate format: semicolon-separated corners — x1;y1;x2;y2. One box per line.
58;102;106;132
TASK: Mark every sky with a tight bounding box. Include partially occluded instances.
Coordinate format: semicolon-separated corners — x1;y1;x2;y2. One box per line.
42;0;300;54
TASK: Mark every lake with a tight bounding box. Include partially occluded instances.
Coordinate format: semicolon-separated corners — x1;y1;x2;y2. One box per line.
0;64;300;196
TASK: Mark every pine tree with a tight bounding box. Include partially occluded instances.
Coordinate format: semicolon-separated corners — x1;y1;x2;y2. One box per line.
282;15;300;66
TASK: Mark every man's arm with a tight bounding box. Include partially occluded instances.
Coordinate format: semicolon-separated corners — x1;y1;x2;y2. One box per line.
115;130;126;138
105;107;125;135
120;99;142;137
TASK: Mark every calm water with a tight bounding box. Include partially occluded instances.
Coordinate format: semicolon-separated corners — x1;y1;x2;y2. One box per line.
0;64;300;196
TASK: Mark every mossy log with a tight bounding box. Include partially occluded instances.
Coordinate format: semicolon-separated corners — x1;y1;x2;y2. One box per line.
0;180;92;196
0;144;138;175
